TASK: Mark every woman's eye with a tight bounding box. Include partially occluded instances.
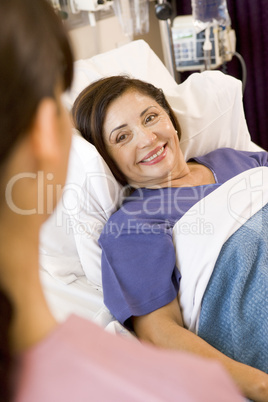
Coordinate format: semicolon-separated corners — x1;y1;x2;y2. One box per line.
145;114;157;124
116;133;127;143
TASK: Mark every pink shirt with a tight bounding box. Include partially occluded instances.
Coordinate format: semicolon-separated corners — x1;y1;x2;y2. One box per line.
15;315;242;402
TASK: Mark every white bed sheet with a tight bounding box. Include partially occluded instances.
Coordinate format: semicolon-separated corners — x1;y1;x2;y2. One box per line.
40;269;104;322
41;268;135;338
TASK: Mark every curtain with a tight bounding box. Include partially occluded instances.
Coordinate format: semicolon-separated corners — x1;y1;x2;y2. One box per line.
174;0;268;150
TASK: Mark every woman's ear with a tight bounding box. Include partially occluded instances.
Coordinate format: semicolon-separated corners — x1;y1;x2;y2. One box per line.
30;98;60;165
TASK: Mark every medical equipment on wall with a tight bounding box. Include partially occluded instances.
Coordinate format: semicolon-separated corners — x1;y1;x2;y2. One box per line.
191;0;230;32
172;15;236;72
70;0;113;12
112;0;149;38
170;0;247;92
172;0;236;72
155;0;179;83
191;0;232;71
53;0;149;34
69;0;114;25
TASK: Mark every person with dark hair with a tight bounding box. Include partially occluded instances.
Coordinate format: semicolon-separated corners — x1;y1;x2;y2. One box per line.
72;76;181;186
72;75;268;401
0;1;244;402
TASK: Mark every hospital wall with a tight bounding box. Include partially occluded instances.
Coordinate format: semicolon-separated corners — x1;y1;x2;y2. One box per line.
68;1;164;63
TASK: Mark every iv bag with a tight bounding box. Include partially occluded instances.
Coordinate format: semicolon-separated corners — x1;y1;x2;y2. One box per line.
191;0;230;31
113;0;149;38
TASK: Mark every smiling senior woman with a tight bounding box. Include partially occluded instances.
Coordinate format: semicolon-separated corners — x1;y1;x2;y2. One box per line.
72;75;214;189
72;75;268;401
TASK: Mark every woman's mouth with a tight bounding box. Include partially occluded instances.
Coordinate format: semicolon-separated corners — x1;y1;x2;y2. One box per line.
140;144;167;165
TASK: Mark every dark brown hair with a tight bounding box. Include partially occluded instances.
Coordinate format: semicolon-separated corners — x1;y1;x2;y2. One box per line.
0;1;73;400
0;0;73;168
72;75;181;185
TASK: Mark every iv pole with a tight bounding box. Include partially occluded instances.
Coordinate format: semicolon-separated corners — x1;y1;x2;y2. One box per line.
155;0;180;83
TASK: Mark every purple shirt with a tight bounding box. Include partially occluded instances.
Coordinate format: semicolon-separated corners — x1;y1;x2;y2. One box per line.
99;148;268;325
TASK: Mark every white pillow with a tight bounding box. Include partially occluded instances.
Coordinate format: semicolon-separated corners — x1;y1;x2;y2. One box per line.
40;131;122;288
40;39;258;289
164;70;259;160
63;39;177;110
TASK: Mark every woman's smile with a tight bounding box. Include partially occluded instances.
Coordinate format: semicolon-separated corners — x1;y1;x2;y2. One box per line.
139;144;167;164
103;89;186;188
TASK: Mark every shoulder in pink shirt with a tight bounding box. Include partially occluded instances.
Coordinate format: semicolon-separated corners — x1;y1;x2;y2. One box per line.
14;315;242;402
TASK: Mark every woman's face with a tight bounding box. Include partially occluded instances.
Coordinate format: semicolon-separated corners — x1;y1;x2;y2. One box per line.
103;90;185;188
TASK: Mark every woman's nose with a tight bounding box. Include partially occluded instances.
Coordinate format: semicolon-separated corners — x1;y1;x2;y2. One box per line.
136;128;157;148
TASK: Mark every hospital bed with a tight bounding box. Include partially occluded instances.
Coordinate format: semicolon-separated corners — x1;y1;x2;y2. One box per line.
39;40;267;354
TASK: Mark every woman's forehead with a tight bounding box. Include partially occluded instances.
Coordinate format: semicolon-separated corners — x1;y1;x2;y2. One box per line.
108;89;159;113
106;91;159;123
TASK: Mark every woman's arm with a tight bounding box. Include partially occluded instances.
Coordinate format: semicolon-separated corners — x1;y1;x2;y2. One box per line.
132;297;268;402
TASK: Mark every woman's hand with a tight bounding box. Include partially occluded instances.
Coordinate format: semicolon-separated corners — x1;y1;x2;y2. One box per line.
132;297;268;402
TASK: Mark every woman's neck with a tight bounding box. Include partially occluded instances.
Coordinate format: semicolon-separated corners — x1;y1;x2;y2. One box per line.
133;162;216;190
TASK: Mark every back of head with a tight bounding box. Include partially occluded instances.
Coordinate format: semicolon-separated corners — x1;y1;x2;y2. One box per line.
0;1;73;401
0;0;73;171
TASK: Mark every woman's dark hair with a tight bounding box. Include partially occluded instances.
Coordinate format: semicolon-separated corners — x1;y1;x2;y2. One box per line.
72;75;181;185
0;1;74;400
0;0;73;168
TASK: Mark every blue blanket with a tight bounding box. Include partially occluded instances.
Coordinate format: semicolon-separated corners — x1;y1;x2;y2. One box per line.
198;203;268;374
